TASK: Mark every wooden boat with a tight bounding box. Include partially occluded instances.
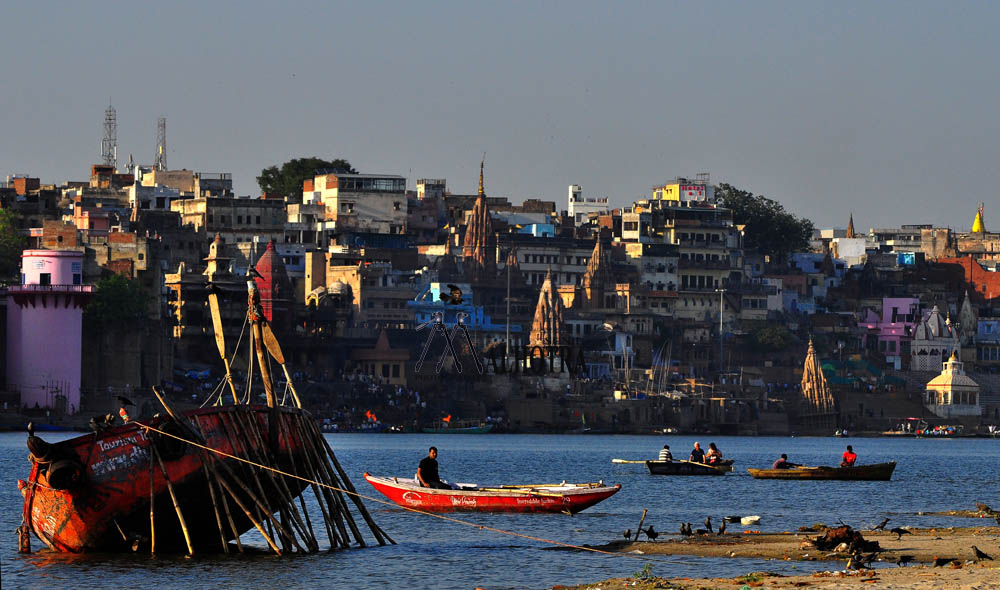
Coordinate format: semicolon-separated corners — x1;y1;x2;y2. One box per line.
645;459;733;475
363;474;620;514
747;461;896;481
20;405;315;553
422;420;493;434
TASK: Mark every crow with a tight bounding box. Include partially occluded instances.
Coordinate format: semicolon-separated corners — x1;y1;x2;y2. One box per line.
26;422;52;461
889;527;911;540
644;525;659;541
681;522;692;536
933;556;956;567
895;555;914;567
440;284;464;305
247;266;264;280
873;517;890;531
717;520;727;535
704;516;713;533
972;545;993;561
995;514;1000;526
846;552;869;570
694;528;710;535
623;529;631;541
117;395;134;407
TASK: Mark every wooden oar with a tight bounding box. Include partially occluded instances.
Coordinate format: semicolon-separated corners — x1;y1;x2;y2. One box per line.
261;323;302;409
612;459;647;464
208;290;239;404
477;487;564;498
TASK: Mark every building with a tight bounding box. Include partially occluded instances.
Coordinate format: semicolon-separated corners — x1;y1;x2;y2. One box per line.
651;175;715;203
911;305;961;371
462;161;496;282
567;185;609;225
924;351;981;418
857;297;919;369
798;338;837;430
170;196;285;245
307;171;407;235
6;250;93;414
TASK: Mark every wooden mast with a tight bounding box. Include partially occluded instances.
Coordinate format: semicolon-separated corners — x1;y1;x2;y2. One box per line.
247;279;276;408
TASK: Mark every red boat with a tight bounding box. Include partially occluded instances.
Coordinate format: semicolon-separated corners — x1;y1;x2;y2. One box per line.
21;405;313;553
363;473;621;514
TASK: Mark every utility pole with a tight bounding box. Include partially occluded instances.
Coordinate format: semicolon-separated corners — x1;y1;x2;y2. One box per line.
505;245;511;356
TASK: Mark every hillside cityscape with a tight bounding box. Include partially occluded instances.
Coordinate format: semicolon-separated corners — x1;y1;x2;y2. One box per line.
2;110;998;436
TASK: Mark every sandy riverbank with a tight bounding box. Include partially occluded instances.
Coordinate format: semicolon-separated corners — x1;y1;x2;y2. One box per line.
556;525;999;590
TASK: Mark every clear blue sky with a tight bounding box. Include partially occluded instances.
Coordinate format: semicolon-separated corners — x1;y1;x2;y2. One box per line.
2;1;997;231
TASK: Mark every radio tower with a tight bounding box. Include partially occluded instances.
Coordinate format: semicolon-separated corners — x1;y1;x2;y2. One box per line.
154;116;167;171
101;102;118;169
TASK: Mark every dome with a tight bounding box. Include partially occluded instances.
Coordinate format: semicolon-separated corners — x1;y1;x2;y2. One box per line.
329;280;350;296
252;240;292;326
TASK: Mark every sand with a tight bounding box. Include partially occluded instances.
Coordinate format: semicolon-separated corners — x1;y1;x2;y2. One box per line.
556;525;1000;590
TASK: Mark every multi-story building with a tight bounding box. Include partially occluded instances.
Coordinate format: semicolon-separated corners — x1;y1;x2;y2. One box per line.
171;196;285;245
651;175;715;203
567;185;609;225
307;171;407;235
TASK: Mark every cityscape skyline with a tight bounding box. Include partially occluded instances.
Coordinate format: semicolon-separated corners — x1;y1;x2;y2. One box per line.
2;1;998;231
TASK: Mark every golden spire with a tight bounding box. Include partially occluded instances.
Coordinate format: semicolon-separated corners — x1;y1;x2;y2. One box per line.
478;157;485;197
972;203;985;233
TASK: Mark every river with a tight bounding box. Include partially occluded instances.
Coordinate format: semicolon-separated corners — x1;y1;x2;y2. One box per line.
1;432;997;589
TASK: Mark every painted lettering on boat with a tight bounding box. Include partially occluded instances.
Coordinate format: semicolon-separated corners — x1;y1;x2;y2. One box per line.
449;496;477;507
96;431;147;453
401;491;423;505
90;435;150;478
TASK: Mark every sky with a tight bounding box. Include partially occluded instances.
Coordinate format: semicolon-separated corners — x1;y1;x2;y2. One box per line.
2;1;998;231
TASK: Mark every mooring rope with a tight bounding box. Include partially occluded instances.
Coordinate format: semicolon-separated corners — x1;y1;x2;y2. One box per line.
134;420;665;562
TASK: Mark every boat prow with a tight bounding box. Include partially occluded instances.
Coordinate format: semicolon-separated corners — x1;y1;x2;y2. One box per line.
363;473;620;514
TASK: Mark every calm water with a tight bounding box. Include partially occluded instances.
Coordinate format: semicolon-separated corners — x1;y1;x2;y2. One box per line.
1;432;997;589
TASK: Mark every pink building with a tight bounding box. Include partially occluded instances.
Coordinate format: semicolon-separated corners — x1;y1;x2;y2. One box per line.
6;250;93;414
858;297;919;369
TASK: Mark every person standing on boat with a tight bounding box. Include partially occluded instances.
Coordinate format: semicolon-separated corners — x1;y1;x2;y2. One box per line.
658;445;672;462
705;442;723;465
417;446;450;489
689;442;705;463
840;445;857;467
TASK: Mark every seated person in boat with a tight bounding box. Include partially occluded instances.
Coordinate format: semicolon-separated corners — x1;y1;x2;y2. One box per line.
705;442;723;465
658;444;672;462
840;445;857;467
772;453;799;469
689;442;705;463
417;446;450;489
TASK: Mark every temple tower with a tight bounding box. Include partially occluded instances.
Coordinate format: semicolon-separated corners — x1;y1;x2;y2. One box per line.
462;159;496;282
529;268;564;347
845;213;856;239
253;240;293;334
581;238;614;309
798;337;837;430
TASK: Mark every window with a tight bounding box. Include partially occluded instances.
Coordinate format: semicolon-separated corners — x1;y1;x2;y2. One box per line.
238;216;243;224
393;202;401;211
72;273;81;285
39;273;52;286
392;364;400;378
256;216;261;224
381;365;389;378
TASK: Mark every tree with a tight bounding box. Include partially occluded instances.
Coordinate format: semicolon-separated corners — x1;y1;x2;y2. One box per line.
751;324;794;352
257;157;356;201
84;274;150;330
716;183;814;263
0;208;27;281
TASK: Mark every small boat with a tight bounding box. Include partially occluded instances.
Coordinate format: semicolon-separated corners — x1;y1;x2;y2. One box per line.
422;420;493;434
645;459;733;476
747;461;896;481
363;474;620;514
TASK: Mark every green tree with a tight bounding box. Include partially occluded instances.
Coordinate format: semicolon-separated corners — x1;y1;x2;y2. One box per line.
84;274;150;330
716;183;814;262
0;208;27;280
257;157;356;201
751;324;794;352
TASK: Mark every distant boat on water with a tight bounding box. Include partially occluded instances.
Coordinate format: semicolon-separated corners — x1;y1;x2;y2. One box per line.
422;420;493;434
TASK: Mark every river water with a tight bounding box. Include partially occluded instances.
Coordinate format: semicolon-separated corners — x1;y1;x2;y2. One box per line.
1;432;997;589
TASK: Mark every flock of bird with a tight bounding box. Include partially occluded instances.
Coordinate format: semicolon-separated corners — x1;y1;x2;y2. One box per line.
620;514;995;571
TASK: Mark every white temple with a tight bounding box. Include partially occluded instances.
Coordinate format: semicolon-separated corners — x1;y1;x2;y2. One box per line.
911;305;960;371
924;350;981;418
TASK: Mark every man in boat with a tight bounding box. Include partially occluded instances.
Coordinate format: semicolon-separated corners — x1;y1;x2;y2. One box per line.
658;445;672;461
705;442;723;465
417;446;450;489
689;442;705;463
840;445;857;467
772;453;799;469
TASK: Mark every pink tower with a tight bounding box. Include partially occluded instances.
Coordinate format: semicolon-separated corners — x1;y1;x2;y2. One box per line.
6;250;93;414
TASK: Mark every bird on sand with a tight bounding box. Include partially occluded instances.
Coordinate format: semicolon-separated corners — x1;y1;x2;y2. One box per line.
717;520;727;535
995;514;1000;526
972;545;994;561
680;522;692;536
933;556;957;567
895;555;914;567
846;552;869;570
704;516;713;533
873;517;890;531
644;525;659;541
623;529;631;541
889;527;911;540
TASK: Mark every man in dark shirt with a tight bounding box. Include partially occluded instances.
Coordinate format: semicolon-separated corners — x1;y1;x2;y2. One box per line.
689;442;705;463
417;446;450;489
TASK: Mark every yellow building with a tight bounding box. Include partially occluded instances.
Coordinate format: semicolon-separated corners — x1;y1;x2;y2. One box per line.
651;176;713;202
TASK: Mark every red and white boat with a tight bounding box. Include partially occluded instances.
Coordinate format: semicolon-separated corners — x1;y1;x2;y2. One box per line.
363;473;620;514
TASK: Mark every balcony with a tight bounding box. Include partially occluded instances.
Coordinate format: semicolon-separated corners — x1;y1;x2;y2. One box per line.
8;284;95;294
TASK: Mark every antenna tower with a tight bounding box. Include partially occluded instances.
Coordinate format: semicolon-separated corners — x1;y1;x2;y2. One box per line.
101;102;118;169
155;117;167;171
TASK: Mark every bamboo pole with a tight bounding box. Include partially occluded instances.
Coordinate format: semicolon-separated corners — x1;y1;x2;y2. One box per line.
633;509;648;542
152;443;194;555
310;419;394;545
214;472;282;555
214;470;243;553
149;447;155;555
219;411;277;540
287;415;338;548
276;412;318;550
261;323;302;409
292;416;351;548
191;414;229;553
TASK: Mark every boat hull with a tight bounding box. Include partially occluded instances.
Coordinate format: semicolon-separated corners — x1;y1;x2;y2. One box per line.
421;423;493;434
747;461;897;481
364;474;620;514
645;460;731;476
22;405;312;553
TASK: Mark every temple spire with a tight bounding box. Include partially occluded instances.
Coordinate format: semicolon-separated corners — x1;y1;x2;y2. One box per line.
478;157;485;197
972;203;986;233
463;158;496;281
846;212;856;239
801;337;835;415
529;267;564;347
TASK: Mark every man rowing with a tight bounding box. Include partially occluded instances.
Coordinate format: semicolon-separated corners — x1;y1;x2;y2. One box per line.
417;446;450;489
